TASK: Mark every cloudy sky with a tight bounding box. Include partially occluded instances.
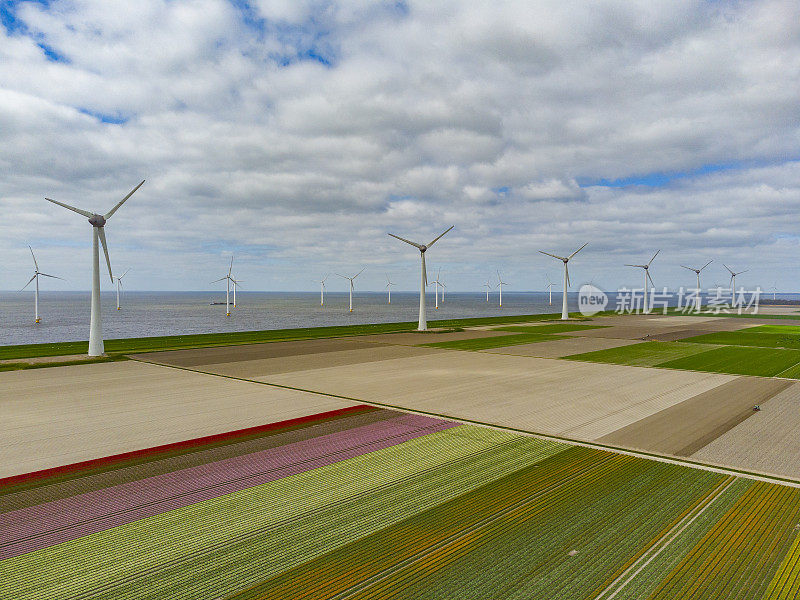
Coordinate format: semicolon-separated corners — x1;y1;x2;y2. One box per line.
1;0;798;293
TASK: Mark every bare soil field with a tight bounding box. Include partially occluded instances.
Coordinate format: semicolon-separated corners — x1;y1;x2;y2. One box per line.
597;377;792;456
349;330;511;345
482;336;640;358
147;345;449;379
0;360;354;478
260;351;735;441
692;382;800;480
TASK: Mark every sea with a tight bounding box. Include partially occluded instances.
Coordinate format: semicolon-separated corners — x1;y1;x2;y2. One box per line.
1;290;796;346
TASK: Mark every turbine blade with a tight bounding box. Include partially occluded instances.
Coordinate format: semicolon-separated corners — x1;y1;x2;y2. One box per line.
647;271;655;287
427;225;454;248
39;273;64;280
565;263;570;287
539;250;567;261
723;263;735;275
210;277;226;283
648;249;660;266
388;233;424;250
353;268;365;279
568;242;588;260
228;255;233;277
20;274;36;291
29;245;39;271
45;197;93;218
322;273;330;283
97;227;113;282
680;265;694;271
335;273;349;280
120;267;131;279
625;264;647;268
738;269;749;275
422;252;428;286
104;180;144;219
700;260;713;271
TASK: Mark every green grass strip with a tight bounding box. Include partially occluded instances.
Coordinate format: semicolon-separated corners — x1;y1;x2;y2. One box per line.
420;333;567;351
563;341;719;367
658;345;800;377
0;427;566;600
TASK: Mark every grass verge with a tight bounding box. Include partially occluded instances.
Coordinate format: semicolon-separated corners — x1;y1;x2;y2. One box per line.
563;341;719;367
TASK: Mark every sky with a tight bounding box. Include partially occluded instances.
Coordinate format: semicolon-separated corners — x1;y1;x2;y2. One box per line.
1;0;799;293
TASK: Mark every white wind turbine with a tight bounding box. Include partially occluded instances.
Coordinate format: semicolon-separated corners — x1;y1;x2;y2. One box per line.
539;243;588;320
771;283;778;301
114;268;130;310
231;276;242;308
211;256;236;317
625;250;659;315
337;268;364;312
319;274;330;306
723;264;748;293
496;270;508;307
681;260;712;290
388;226;454;331
545;274;555;306
20;246;64;323
431;267;445;309
385;274;394;304
483;277;491;302
46;180;144;355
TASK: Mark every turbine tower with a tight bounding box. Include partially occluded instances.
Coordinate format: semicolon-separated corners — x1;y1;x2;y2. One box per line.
231;277;242;308
337;268;364;312
319;274;329;306
385;274;394;304
21;246;63;323
211;256;235;317
625;250;660;315
723;264;748;294
496;270;508;307
483;277;491;302
545;274;555;306
114;268;130;310
681;260;712;290
539;243;587;320
46;180;144;355
388;226;454;331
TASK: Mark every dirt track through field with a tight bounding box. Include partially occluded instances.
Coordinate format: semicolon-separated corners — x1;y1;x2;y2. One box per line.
482;337;640;358
597;377;792;456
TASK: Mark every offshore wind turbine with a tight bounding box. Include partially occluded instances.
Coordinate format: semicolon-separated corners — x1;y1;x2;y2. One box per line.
681;260;712;290
625;250;660;314
20;246;64;323
211;256;235;317
319;274;329;306
231;276;242;308
723;264;748;293
431;267;444;309
46;180;144;355
388;226;454;331
496;270;508;307
337;268;364;312
545;274;555;306
483;277;491;302
539;243;588;320
114;268;130;310
385;274;394;304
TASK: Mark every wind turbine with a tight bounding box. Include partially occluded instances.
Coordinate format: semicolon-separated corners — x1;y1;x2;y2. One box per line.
771;283;778;301
625;250;660;315
539;243;588;320
723;264;748;293
483;277;491;302
337;268;364;312
231;277;242;308
431;267;445;309
319;274;329;306
496;270;508;307
211;256;235;317
114;268;130;310
385;274;394;304
20;246;64;323
45;180;144;355
388;226;454;331
545;274;555;306
681;260;712;290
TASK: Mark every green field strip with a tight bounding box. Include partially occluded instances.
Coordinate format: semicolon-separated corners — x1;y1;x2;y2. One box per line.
608;478;752;600
666;309;800;321
413;461;725;600
562;341;719;367
491;323;609;334
0;427;567;600
419;332;568;351
0;312;597;360
763;525;800;599
657;345;800;377
682;327;800;350
647;482;800;599
226;445;622;599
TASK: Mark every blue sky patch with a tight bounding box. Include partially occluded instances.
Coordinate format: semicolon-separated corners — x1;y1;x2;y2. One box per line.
78;108;130;125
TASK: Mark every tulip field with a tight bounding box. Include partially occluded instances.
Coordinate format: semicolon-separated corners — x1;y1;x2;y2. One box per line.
2;404;800;599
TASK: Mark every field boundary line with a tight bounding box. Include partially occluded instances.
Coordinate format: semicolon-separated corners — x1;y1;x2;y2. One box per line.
593;476;738;600
124;356;800;488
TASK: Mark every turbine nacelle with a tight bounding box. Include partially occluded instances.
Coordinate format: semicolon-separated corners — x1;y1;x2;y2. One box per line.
88;214;106;227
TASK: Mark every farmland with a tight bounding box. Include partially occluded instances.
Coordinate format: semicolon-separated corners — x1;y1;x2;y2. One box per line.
3;411;799;599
